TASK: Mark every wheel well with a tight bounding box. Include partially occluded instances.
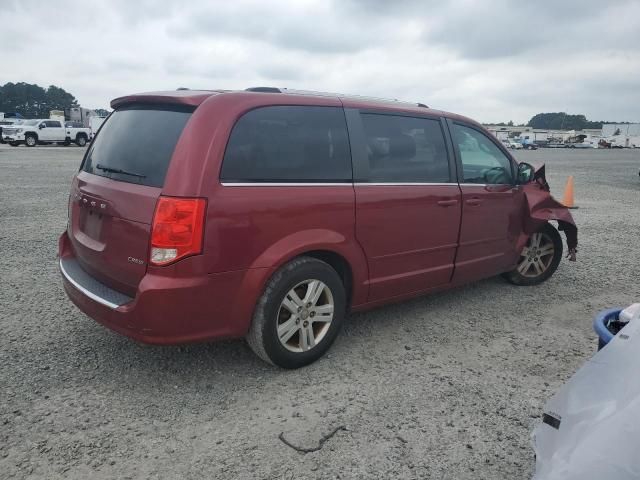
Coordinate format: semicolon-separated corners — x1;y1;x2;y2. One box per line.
301;250;353;305
26;132;38;139
76;132;87;139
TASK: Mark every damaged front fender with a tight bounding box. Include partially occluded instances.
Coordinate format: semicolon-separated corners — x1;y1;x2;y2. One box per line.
518;163;578;260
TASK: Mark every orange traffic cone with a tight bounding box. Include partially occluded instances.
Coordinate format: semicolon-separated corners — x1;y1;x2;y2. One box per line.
561;176;578;209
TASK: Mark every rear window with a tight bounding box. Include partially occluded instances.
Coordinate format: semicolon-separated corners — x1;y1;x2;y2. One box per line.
82;104;194;187
220;106;352;183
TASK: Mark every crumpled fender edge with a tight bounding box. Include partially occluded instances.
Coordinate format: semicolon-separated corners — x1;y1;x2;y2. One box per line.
521;167;578;259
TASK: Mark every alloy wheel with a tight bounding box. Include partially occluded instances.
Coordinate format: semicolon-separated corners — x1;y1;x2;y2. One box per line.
517;232;555;278
276;279;334;353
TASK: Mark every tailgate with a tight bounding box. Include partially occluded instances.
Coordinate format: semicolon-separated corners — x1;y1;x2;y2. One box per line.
69;173;159;296
67;103;195;296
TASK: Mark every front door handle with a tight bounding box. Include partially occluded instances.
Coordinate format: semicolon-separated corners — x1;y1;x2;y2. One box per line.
466;198;483;206
437;199;458;207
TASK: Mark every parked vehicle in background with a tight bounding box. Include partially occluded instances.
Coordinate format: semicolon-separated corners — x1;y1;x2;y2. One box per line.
89;115;108;140
567;142;594;149
520;137;538;150
0;119;22;144
58;88;578;368
608;136;631;148
2;119;90;147
65;121;84;128
50;111;66;125
0;113;24;143
502;139;522;149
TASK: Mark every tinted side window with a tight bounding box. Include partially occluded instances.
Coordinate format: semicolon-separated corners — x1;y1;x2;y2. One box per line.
47;121;62;128
221;106;351;182
452;124;514;184
359;113;450;183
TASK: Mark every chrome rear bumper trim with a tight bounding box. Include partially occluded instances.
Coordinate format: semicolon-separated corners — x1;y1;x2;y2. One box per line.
59;258;132;309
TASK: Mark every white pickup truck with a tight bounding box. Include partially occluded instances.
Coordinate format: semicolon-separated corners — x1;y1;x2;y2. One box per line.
2;119;91;147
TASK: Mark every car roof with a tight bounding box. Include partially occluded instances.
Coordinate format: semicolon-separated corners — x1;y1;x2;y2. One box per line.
110;88;482;128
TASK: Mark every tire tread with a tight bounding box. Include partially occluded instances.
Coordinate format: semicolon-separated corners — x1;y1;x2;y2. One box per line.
246;256;344;368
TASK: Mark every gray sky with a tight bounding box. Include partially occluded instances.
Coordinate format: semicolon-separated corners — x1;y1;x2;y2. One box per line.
1;0;638;123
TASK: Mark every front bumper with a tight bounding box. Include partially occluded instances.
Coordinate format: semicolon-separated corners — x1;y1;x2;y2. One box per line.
58;231;267;344
3;134;23;142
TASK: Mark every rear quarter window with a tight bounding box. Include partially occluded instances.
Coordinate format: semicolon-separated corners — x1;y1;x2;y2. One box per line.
81;104;194;188
220;106;352;183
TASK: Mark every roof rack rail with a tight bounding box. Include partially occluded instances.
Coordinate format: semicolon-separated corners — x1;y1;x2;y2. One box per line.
244;86;428;108
245;87;282;93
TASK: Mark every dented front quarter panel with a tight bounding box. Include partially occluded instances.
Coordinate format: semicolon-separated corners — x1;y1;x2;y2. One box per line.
516;163;578;256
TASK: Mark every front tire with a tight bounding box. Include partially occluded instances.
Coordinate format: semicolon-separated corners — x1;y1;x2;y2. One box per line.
503;223;563;286
25;134;37;147
247;256;346;369
9;142;20;147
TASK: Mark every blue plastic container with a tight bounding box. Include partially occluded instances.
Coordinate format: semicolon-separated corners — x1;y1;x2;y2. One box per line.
593;307;624;349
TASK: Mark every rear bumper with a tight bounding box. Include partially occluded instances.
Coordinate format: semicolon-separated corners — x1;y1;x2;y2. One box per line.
58;231;267;344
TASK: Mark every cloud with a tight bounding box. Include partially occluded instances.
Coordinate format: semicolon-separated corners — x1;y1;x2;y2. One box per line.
423;0;640;59
166;1;390;54
0;0;638;123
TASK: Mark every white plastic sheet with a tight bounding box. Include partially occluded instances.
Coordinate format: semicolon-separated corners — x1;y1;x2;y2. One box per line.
532;315;640;479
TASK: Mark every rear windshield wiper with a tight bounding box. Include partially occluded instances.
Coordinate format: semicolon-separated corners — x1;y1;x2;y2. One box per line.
96;164;146;178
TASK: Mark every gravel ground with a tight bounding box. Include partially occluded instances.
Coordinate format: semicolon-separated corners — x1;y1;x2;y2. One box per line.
1;144;639;479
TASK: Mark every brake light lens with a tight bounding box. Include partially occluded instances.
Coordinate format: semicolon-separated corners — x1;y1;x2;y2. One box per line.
150;196;206;266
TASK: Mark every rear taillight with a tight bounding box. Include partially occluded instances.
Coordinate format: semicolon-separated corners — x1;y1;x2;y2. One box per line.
150;196;206;266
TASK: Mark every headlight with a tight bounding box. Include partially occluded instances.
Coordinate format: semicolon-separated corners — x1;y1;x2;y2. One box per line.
15;128;23;133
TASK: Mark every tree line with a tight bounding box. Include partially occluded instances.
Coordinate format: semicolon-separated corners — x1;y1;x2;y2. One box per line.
527;113;613;130
0;82;80;118
491;113;631;130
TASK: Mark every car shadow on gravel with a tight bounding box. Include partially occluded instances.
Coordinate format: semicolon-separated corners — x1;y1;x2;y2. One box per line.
59;275;514;388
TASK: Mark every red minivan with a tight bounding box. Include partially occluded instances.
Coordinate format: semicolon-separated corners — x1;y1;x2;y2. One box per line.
59;88;577;368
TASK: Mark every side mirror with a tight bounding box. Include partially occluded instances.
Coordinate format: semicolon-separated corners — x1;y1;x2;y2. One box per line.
39;124;45;129
517;162;535;184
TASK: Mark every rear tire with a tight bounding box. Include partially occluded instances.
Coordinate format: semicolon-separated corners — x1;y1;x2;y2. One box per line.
75;135;87;147
247;256;346;369
503;223;563;286
25;134;37;147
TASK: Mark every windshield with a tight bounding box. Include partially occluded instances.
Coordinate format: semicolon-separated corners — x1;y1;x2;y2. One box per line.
81;104;194;188
24;120;40;126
